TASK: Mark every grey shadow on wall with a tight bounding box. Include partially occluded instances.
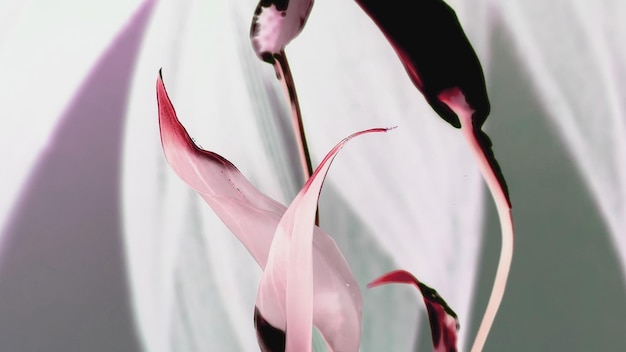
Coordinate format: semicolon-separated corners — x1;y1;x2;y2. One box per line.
0;1;155;351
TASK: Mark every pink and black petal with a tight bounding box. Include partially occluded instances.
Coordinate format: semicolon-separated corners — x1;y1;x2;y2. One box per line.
438;88;514;352
250;0;314;63
353;0;511;205
368;270;459;352
352;3;514;344
353;0;489;128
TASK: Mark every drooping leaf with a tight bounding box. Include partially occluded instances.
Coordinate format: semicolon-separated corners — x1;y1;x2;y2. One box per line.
352;0;510;207
250;0;314;64
353;0;490;129
368;270;460;352
157;71;364;351
351;2;514;349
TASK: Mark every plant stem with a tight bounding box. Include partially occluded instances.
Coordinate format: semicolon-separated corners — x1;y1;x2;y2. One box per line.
273;50;314;181
272;50;318;225
441;88;514;352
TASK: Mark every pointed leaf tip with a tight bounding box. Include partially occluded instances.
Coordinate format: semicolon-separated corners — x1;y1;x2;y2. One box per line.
257;127;388;352
157;76;381;352
369;270;459;352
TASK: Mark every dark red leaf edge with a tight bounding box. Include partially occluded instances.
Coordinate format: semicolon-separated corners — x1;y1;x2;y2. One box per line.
368;270;459;352
352;3;514;349
157;70;366;351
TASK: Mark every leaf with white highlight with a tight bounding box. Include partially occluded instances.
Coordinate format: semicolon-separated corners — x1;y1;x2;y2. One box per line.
157;71;366;351
250;0;314;63
255;128;389;351
368;270;460;352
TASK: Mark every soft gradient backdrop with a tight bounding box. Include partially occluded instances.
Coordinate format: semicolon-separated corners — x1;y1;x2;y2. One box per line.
0;0;625;351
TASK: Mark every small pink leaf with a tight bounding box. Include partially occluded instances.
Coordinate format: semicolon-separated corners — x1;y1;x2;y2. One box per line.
157;71;371;351
250;0;314;63
368;270;459;352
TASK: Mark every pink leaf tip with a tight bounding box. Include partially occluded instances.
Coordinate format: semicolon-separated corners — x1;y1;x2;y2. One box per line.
368;270;460;352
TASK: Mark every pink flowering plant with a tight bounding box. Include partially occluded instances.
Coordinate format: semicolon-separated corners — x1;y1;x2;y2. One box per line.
157;0;514;351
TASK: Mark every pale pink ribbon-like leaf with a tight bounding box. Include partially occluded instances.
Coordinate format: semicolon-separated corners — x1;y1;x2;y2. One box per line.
368;270;460;352
255;127;389;352
157;71;366;351
251;0;314;64
352;0;509;206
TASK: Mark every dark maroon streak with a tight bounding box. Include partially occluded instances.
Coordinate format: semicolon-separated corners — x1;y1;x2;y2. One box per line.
254;307;286;352
260;0;289;11
474;127;511;207
368;270;459;352
420;283;459;352
157;69;239;171
273;52;314;178
354;0;511;206
417;282;459;328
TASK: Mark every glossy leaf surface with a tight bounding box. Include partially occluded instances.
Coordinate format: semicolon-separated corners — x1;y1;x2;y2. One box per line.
251;0;314;63
353;0;489;129
157;72;363;351
256;128;388;352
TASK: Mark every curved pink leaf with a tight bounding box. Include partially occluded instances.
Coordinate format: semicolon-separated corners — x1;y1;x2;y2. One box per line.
256;128;389;352
157;71;365;351
368;270;459;352
250;0;314;63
